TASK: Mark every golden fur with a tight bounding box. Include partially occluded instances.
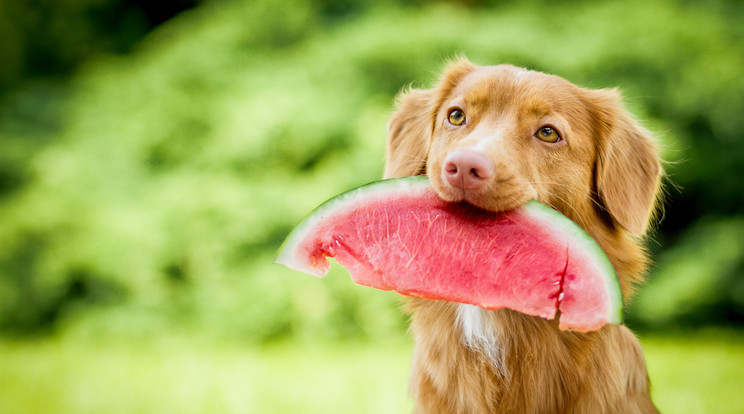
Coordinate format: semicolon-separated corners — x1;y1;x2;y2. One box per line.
384;58;661;413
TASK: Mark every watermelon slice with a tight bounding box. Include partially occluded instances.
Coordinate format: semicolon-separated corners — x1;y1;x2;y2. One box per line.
275;177;622;332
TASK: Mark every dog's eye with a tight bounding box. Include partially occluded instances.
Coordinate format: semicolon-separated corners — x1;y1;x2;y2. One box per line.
535;126;561;143
447;109;466;126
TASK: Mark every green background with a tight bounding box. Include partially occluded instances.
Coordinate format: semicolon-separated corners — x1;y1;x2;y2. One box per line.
1;0;743;412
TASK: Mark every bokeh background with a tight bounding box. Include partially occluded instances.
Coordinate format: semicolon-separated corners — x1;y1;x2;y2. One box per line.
1;0;743;412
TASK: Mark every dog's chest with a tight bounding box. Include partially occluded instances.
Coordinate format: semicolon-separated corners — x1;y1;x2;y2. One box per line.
456;304;505;374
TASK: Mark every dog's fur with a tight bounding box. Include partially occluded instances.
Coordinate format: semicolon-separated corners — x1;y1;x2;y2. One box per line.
383;59;661;413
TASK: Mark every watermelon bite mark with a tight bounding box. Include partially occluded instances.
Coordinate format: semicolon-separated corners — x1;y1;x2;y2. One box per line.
275;177;623;332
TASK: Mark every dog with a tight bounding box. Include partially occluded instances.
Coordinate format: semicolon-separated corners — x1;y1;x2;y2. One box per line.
383;58;661;413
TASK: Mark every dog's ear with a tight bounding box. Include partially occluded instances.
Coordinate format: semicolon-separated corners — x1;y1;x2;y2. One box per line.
589;89;662;235
384;58;476;179
383;88;437;178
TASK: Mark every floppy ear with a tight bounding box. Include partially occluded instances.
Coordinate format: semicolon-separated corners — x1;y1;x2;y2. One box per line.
590;89;662;235
383;58;476;179
383;88;437;178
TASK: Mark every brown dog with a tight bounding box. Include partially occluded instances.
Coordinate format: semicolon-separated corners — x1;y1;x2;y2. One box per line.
384;58;661;413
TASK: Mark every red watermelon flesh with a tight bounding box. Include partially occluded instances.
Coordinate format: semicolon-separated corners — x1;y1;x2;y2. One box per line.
275;177;622;332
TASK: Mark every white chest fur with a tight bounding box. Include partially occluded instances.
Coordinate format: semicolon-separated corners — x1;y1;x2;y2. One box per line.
456;304;506;375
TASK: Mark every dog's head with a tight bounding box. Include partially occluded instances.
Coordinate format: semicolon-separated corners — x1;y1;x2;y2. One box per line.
385;58;661;237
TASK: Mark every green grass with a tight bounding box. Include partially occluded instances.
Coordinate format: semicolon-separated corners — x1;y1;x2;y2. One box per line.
1;330;743;413
642;330;744;414
0;338;413;414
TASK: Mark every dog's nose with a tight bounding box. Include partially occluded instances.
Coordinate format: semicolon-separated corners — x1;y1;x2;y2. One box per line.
443;148;494;190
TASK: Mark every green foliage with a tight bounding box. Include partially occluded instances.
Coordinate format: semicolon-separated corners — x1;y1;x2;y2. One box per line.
629;219;744;327
0;0;198;89
0;0;743;341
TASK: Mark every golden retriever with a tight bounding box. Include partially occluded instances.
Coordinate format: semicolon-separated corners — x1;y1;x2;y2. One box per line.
383;58;661;413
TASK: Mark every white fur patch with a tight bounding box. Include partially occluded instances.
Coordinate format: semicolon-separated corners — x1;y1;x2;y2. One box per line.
456;304;506;376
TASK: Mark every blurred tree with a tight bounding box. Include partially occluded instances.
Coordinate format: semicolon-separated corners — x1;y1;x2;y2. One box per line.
0;0;200;91
0;0;202;206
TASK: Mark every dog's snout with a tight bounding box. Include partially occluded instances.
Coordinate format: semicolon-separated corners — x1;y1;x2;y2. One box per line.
443;148;494;190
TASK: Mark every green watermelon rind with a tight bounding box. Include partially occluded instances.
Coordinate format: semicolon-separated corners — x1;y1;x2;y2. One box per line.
520;201;624;325
274;176;431;275
275;176;622;325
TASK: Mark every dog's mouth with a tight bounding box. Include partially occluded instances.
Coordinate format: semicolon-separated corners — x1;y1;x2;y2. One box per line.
427;148;537;213
429;172;536;214
449;192;533;215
